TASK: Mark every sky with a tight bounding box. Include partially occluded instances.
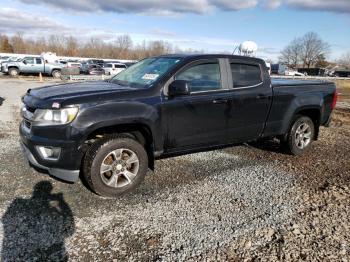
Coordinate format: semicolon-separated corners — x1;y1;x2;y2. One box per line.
0;0;349;62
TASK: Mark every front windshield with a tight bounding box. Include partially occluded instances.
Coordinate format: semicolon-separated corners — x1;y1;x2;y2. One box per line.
110;57;182;88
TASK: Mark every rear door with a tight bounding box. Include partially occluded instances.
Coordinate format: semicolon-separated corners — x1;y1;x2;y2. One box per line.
33;58;44;73
225;59;272;142
163;58;232;151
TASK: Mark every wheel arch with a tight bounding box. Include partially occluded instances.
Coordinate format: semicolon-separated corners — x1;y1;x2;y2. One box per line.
83;123;155;170
293;107;321;140
8;66;19;72
51;68;61;74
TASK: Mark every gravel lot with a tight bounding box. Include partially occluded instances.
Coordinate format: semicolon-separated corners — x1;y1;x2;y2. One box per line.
0;78;349;261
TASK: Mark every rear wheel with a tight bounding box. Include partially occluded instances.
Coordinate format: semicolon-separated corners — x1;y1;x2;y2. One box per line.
83;135;148;197
8;68;19;77
282;115;315;155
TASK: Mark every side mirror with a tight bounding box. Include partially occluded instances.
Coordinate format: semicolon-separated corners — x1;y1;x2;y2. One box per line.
23;60;27;64
168;80;190;97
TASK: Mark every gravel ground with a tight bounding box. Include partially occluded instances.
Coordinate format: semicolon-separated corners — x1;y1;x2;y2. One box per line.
0;78;349;261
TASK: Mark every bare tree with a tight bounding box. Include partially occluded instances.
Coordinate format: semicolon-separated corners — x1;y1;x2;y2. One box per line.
65;36;78;57
300;32;330;68
338;52;350;68
10;33;27;53
279;37;303;68
280;32;330;68
0;35;14;53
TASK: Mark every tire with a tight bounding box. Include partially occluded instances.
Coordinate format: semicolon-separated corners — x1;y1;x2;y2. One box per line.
8;68;19;77
52;70;61;78
282;115;315;155
83;135;148;197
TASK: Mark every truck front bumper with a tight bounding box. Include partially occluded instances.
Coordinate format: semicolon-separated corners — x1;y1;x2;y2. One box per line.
20;142;80;182
19;121;83;183
1;66;8;73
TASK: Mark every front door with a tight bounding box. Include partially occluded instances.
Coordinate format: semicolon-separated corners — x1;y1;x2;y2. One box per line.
21;57;36;73
163;59;232;152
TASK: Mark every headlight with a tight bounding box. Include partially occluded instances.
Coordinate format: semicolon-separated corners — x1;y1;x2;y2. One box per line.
33;107;79;126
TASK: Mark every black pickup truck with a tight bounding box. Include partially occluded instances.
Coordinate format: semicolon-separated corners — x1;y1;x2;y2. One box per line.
20;54;337;196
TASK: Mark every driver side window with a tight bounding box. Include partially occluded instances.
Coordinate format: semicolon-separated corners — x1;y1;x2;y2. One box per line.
175;61;221;92
24;57;34;64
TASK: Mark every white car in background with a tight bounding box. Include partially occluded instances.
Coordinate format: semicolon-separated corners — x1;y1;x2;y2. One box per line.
285;70;305;77
66;62;82;68
103;62;127;76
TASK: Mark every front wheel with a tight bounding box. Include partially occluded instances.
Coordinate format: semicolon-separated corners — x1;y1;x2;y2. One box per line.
8;68;19;77
282;115;315;155
83;135;148;197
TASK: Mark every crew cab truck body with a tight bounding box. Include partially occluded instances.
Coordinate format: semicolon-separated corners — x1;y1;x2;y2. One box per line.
20;54;337;197
1;56;64;78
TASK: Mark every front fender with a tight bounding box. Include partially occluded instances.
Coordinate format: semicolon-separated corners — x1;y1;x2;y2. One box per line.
72;101;161;148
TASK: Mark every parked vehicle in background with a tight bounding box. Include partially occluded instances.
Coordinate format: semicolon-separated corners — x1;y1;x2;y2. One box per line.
87;64;104;75
81;59;104;74
271;64;288;75
297;68;326;76
20;54;337;197
285;70;305;77
1;56;64;78
333;70;350;78
0;56;19;67
103;62;127;75
0;56;10;64
265;62;271;75
66;62;82;68
125;62;136;67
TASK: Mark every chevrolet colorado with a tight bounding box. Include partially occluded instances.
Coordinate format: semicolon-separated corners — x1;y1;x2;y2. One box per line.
20;54;337;197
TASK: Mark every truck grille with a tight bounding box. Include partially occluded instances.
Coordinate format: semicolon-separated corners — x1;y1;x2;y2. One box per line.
24;120;32;129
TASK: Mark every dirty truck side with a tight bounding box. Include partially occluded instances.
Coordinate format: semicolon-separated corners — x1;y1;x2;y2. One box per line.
20;54;337;197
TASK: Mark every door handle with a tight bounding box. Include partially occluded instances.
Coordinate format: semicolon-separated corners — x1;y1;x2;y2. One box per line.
212;99;228;104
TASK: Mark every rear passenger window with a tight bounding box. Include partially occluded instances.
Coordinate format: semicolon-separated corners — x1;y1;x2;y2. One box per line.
175;62;221;92
230;63;262;88
35;58;42;64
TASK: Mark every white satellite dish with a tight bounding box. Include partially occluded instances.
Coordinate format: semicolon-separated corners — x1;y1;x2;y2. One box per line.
238;41;258;57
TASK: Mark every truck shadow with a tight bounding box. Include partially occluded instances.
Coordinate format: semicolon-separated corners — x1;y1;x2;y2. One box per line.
0;97;4;106
1;181;75;261
246;139;288;155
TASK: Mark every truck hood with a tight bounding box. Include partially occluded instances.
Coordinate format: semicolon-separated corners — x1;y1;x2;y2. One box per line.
29;81;135;100
24;81;140;108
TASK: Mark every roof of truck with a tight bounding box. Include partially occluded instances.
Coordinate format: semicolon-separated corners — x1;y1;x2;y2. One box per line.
157;54;266;64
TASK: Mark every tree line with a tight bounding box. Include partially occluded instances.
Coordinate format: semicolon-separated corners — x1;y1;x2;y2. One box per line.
0;33;197;60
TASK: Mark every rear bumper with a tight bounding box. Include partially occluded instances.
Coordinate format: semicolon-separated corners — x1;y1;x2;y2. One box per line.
20;142;80;182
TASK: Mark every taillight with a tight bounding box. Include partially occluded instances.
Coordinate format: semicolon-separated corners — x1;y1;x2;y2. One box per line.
331;91;338;110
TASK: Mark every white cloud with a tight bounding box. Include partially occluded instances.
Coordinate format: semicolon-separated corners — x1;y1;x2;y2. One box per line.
17;0;258;14
265;0;350;13
0;7;68;33
16;0;350;14
263;0;281;9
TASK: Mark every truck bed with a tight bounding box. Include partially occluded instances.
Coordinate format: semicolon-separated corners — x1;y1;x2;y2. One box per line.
271;78;333;87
